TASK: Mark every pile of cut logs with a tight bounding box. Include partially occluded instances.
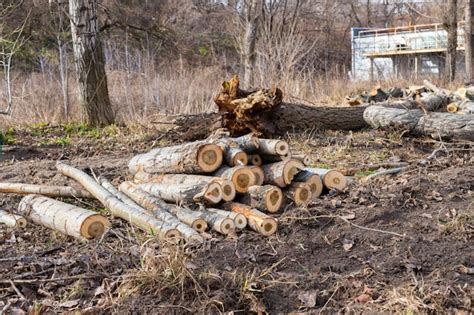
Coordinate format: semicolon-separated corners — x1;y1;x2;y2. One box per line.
0;134;348;243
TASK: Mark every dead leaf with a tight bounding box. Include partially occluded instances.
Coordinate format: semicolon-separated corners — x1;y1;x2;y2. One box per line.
298;290;318;308
354;293;372;303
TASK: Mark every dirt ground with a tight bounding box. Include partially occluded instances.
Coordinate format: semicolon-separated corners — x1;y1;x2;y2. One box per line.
0;125;472;314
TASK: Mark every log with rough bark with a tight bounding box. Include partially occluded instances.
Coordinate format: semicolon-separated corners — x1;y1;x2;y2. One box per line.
196;210;235;235
223;202;277;236
206;208;248;229
0;183;93;199
0;210;27;228
364;106;474;141
248;166;264;186
262;159;304;187
119;182;204;242
18;195;110;240
213;165;255;193
293;170;324;199
306;168;348;191
248;154;263;166
137;181;222;205
56;162;180;239
128;140;223;175
240;185;283;213
458;100;474;114
286;182;311;206
133;172;236;202
233;133;260;152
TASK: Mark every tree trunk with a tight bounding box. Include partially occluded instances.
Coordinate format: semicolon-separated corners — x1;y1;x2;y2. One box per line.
242;0;260;88
466;0;474;81
69;0;114;127
445;0;458;82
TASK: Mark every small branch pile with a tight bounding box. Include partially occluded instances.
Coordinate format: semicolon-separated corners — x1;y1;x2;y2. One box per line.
0;134;349;243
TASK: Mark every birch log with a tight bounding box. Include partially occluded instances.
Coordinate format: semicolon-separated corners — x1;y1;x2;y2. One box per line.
206;208;248;229
0;183;92;199
133;173;236;202
56;162;180;239
262;159;304;187
294;170;324;198
286;182;311;206
119;182;204;242
223;202;277;236
196;210;235;235
128;141;223;175
240;185;283;213
99;178;142;209
214;138;248;166
257;139;290;155
0;210;27;228
137;181;222;204
18;195;110;239
213;165;255;193
305;168;348;191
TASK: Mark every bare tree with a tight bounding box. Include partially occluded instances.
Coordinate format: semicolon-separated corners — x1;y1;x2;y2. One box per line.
466;0;474;81
445;0;458;82
69;0;114;126
241;0;261;88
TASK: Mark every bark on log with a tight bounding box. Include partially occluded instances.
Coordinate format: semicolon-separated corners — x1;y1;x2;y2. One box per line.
0;183;92;199
240;185;283;213
262;159;304;187
18;195;110;240
99;178;142;209
223;202;277;236
133;173;236;202
56;162;180;239
293;170;324;199
206;208;248;229
137;181;222;205
292;154;311;166
196;210;235;235
305;168;348;191
364;106;474;141
458;100;474;114
128;141;223;175
119;182;204;242
248;166;264;186
213;165;255;193
233;133;260;152
286;182;311;206
214;138;248;166
248;155;263;166
0;210;27;228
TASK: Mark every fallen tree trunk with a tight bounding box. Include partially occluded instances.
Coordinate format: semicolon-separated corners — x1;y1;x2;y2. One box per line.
56;162;180;240
0;183;92;199
223;202;277;236
206;208;247;229
18;195;110;240
137;181;222;205
128;141;223;175
364;106;474;141
0;210;27;228
240;185;283;213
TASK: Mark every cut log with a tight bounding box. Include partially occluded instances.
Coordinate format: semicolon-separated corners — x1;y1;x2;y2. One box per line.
248;154;263;166
233;133;260;152
0;210;27;228
18;195;110;240
133;173;236;202
306;168;348;191
0;183;92;199
458;100;474;114
257;139;289;155
223;202;277;236
137;181;222;205
286;182;311;206
214;138;248;166
56;162;181;240
260;152;292;163
206;208;247;229
292;154;311;166
240;185;283;213
119;182;204;242
128;141;223;175
248;166;264;186
447;103;459;113
213;165;255;193
293;170;324;198
196;210;235;235
99;178;142;209
262;159;305;187
364;106;474;141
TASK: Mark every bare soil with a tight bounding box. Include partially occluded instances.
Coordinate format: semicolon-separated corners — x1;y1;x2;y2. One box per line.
0;125;472;314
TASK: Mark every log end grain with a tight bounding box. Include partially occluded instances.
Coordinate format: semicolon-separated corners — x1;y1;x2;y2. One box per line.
233;213;248;229
81;214;111;238
198;144;224;172
288;183;311;206
232;151;248;166
266;186;283;213
284;160;305;185
202;182;223;204
447;103;458;113
216;179;236;202
249;166;265;186
192;218;208;233
233;167;256;193
260;218;278;236
324;170;348;191
248;154;263;166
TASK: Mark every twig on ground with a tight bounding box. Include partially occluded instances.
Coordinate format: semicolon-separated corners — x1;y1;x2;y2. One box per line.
365;167;407;180
9;280;26;300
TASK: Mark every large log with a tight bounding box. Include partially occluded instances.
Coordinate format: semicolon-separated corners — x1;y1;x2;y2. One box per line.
18;195;110;240
364;106;474;141
223;202;277;236
128;140;223;175
213;165;255;193
56;162;180;239
133;172;236;202
0;210;27;228
0;183;92;199
136;181;222;204
262;159;304;187
240;185;283;213
206;208;248;229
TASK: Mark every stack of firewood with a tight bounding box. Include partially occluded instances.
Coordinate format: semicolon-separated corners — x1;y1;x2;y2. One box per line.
0;134;348;243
